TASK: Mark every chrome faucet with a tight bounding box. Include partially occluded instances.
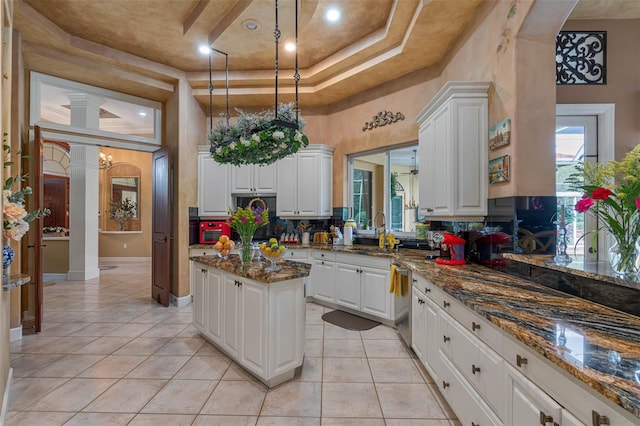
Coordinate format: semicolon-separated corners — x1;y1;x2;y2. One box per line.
374;211;387;248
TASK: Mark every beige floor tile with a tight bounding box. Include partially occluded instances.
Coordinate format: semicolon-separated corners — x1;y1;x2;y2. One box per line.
78;355;148;378
304;339;323;358
161;312;194;324
368;358;426;383
37;322;90;337
72;337;133;354
30;354;105;378
221;363;263;382
200;380;267;415
8;378;69;411
260;381;321;417
4;411;74;426
177;324;201;337
113;337;170;355
140;323;188;337
305;324;323;339
385;420;453;426
293;356;322;382
106;323;154;337
29;378;117;412
323;323;362;340
125;355;191;379
323;339;365;358
10;336;60;354
142;379;218;414
363;339;411;358
256;417;320;425
196;343;226;356
323;357;372;382
191;415;258;425
360;325;399;340
174;355;231;380
154;336;205;355
128;413;196;425
376;383;447;419
82;379;166;413
130;311;173;324
70;322;123;337
321;383;382;418
320;419;385;426
10;354;65;377
63;412;136;425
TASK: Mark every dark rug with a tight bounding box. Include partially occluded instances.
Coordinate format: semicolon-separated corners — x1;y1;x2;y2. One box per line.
321;310;380;331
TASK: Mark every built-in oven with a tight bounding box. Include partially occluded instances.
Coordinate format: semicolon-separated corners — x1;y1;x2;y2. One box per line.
199;221;231;244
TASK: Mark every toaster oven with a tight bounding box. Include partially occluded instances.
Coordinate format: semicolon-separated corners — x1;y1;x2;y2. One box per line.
199;221;231;244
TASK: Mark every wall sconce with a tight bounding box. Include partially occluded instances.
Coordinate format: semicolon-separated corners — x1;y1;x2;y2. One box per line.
99;151;113;169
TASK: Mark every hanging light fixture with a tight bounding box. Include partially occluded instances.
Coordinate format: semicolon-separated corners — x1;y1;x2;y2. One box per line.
208;0;309;166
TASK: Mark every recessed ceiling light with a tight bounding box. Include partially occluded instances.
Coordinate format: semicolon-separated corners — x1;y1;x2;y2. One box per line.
284;42;296;52
139;112;147;117
198;45;211;55
243;19;260;31
326;8;341;22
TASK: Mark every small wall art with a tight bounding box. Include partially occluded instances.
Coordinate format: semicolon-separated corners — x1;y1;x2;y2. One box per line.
489;155;510;184
489;118;511;150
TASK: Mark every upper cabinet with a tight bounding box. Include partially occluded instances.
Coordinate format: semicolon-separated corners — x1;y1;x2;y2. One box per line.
230;163;277;195
277;144;334;219
198;145;232;218
417;82;489;220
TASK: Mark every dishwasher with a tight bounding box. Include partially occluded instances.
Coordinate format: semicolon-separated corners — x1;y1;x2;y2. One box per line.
393;264;412;348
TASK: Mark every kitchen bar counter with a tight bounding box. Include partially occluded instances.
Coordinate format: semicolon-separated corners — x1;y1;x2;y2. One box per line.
190;254;311;283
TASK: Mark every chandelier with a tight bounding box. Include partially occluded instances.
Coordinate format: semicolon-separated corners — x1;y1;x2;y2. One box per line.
99;150;113;169
208;0;309;166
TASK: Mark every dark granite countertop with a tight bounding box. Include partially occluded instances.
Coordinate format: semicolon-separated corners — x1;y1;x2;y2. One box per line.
3;274;31;291
191;254;311;284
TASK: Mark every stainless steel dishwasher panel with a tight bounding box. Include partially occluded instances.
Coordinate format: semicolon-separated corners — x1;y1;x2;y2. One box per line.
394;265;411;348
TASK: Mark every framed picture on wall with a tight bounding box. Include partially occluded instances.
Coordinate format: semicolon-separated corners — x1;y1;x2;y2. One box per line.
489;155;510;184
489;118;511;150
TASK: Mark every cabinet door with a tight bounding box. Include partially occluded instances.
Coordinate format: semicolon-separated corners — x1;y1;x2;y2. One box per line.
561;409;586;426
192;262;207;332
222;275;241;357
240;280;267;376
360;266;391;319
276;155;298;216
411;287;427;362
312;258;336;303
198;153;231;217
296;151;320;216
419;120;436;216
254;163;277;193
431;104;453;216
507;365;562;426
335;262;360;310
423;295;441;382
206;267;223;343
230;165;254;194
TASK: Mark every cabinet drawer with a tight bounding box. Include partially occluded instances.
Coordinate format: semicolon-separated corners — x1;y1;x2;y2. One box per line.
438;351;503;426
447;297;503;352
335;252;390;270
311;249;334;261
413;275;446;308
284;249;308;262
190;248;216;257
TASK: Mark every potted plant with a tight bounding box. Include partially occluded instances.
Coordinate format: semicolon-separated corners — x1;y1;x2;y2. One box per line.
109;198;137;231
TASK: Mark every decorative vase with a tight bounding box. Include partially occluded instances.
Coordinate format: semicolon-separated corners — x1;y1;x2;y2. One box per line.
608;238;640;278
3;245;15;280
238;234;255;264
119;221;125;231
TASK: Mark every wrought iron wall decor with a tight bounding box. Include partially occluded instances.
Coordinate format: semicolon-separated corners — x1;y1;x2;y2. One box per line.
556;31;606;85
362;110;405;132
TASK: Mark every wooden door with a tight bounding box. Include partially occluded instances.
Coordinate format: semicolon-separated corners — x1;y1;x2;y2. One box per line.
152;147;171;306
22;126;44;332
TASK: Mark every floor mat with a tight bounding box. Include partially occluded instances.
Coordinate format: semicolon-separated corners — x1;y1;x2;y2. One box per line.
321;310;380;331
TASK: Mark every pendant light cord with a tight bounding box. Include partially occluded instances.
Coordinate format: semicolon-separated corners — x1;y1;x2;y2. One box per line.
274;0;280;120
207;47;230;132
294;0;300;124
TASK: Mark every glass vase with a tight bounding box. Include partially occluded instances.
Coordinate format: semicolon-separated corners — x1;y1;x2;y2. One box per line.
608;238;640;278
238;234;255;265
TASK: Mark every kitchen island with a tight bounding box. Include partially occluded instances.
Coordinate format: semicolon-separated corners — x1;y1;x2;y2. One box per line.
190;255;311;387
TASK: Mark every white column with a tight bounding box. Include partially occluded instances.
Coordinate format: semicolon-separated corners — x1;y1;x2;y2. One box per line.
67;145;100;281
66;93;102;280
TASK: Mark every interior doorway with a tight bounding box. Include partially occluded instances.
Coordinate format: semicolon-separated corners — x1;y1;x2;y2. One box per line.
556;104;615;262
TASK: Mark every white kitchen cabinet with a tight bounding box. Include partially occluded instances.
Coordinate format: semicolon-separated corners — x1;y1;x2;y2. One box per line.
360;266;392;319
240;279;268;376
198;145;232;218
417;81;489;219
277;144;333;219
310;251;336;303
191;262;207;331
411;286;427;362
411;278;441;382
506;364;562;426
334;262;361;310
222;273;241;358
230;163;277;194
205;267;223;343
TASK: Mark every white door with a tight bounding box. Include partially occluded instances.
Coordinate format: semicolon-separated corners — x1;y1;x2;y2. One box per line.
199;152;231;217
240;281;267;376
192;263;207;331
508;365;562;426
334;262;360;310
230;165;254;193
555;115;598;261
254;163;277;193
276;155;298;216
297;151;320;216
411;287;427;362
360;266;390;319
312;259;335;303
206;268;223;343
222;275;241;357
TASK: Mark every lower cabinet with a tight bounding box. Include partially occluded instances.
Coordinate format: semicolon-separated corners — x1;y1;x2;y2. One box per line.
191;262;207;331
222;274;241;358
309;250;336;303
334;262;360;310
506;364;562;426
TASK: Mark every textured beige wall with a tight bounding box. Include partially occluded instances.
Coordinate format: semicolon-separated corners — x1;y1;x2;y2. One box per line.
43;239;69;273
557;19;640;158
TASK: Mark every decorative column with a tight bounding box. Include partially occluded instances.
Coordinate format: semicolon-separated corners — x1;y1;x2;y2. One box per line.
66;93;102;280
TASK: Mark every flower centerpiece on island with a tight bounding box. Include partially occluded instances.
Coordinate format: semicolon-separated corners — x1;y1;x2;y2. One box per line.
568;144;640;277
208;103;309;166
227;198;269;264
3;139;50;276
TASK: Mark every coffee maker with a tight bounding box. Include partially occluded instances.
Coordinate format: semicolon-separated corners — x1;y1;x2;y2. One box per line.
475;232;511;266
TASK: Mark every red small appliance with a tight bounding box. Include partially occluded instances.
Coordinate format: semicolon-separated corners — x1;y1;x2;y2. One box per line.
435;233;467;265
199;221;231;244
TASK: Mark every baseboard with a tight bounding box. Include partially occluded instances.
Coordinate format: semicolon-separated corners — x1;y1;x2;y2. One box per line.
98;257;152;262
0;367;13;426
170;293;192;308
43;273;67;283
9;326;22;342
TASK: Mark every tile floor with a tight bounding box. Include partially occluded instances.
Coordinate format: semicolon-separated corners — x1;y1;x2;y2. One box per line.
6;259;459;425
